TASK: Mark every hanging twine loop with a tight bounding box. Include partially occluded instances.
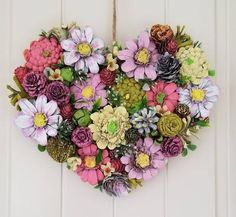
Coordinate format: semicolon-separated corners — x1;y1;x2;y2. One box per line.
112;0;117;42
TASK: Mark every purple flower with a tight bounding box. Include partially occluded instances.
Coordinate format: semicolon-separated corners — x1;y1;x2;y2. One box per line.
160;136;183;157
61;26;105;73
71;127;92;147
23;72;47;97
46;81;70;106
71;74;107;111
118;31;159;81
121;137;167;180
178;77;219;118
15;95;62;145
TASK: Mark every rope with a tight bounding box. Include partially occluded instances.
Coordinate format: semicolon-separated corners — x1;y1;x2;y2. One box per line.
112;0;117;42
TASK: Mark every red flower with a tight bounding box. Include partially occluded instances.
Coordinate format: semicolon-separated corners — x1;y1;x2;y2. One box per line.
99;68;116;86
60;104;73;119
14;67;30;84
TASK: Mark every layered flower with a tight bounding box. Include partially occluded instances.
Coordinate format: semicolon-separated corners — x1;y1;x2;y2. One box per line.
71;127;92;147
76;144;110;185
23;71;47;97
178;77;219;118
67;157;82;171
118;31;159;81
121;137;166;180
100;68;116;86
61;26;105;73
71;74;107;111
15;66;30;84
46;81;70;106
146;81;179;112
176;46;209;84
160;136;183;157
24;37;62;72
89;105;131;150
15;95;62;145
157;114;183;137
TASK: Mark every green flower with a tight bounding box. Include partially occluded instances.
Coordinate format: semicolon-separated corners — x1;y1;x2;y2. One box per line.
73;109;91;127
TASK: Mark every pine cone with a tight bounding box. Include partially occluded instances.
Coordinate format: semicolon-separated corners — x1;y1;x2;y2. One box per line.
100;68;116;86
156;52;181;82
60;104;74;120
125;128;140;144
175;104;190;118
46;138;76;163
166;40;178;56
150;24;174;44
58;120;76;142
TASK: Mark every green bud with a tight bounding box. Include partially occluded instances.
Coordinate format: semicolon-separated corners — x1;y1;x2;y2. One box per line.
60;68;74;82
73;109;91;127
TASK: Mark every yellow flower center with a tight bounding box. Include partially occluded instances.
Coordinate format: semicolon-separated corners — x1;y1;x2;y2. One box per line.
34;113;47;127
84;156;96;168
77;43;92;56
136;153;150;169
191;89;205;102
82;86;94;99
135;48;150;64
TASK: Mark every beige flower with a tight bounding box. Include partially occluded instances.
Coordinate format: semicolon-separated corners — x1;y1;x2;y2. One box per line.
89;105;131;150
106;53;119;71
67;157;82;171
101;162;115;177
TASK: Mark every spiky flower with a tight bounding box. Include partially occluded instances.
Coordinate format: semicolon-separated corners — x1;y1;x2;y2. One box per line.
58;120;76;142
130;108;159;136
125;128;140;144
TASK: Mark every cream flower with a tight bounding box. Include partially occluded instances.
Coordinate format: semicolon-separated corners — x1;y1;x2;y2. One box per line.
89;105;131;150
101;162;115;177
67;157;82;171
106;53;119;71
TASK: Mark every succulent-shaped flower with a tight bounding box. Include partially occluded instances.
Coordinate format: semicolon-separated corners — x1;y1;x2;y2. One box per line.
125;128;140;144
71;127;92;148
114;77;145;109
157;113;183;137
156;52;181;82
121;137;167;180
89;105;131;150
118;32;159;81
176;46;209;84
178;77;219;118
130;108;159;136
24;37;62;72
102;173;131;197
61;26;105;73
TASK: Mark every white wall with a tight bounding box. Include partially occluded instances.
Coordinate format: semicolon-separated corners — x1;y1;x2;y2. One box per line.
0;0;235;217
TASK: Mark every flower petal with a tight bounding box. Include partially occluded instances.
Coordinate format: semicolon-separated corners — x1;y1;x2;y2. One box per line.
75;59;85;71
42;101;58;116
117;49;134;60
125;40;138;52
121;59;137;72
45;125;58;137
48;115;62;126
70;28;81;43
15;115;33;128
144;65;157;80
84;26;93;43
35;95;47;113
92;53;105;65
87;170;98;185
138;31;150;48
134;66;145;81
142;169;152;180
18;98;37;116
61;39;76;52
164;83;177;95
64;51;80;65
91;38;104;51
22;127;36;137
85;57;99;73
33;128;47;145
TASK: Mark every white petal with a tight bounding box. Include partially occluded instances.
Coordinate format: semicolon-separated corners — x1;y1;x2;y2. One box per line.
33;129;47;145
92;53;105;65
61;39;76;52
18;98;37;116
91;38;104;51
46;125;58;137
75;59;85;71
85;57;99;73
84;26;93;43
35;95;47;113
42;101;58;116
15;115;34;128
22;127;36;137
64;51;80;65
48;115;62;126
70;28;81;43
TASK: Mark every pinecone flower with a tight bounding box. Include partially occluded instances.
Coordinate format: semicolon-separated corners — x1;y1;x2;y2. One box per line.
58;120;76;142
166;40;178;56
22;72;47;97
130;108;159;136
100;68;117;86
125;128;140;144
175;104;190;118
150;24;174;43
156;52;181;82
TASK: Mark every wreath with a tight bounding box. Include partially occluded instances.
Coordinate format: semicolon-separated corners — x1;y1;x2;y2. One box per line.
7;22;219;197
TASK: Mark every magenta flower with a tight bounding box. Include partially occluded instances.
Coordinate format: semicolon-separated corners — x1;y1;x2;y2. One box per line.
118;31;159;81
71;127;92;147
71;74;107;111
61;26;105;73
15;95;62;145
121;137;167;180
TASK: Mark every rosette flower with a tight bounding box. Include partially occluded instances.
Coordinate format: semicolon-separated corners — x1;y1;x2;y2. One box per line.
130;108;159;136
100;68;116;86
15;66;30;84
146;81;179;112
156;52;181;82
76;144;110;185
160;136;183;157
118;31;159;81
89;105;131;150
71;74;107;111
102;173;131;197
176;46;209;84
61;26;105;73
23;72;47;97
15;95;62;145
24;37;62;72
121;137;166;180
178;77;219;118
157;114;183;137
71;127;92;147
46;81;70;106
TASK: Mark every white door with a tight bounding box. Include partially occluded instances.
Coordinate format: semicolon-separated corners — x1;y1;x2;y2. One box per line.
0;0;235;217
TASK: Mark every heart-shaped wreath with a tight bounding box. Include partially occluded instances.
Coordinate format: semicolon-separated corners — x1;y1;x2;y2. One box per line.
7;22;219;197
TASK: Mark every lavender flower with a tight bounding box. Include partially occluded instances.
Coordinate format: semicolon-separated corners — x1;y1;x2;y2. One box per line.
160;136;183;157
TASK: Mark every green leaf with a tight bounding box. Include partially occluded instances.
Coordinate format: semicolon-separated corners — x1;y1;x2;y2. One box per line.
38;144;46;152
196;120;209;127
92;97;102;112
187;143;197;151
182;148;188;157
95;149;103;165
208;70;216;77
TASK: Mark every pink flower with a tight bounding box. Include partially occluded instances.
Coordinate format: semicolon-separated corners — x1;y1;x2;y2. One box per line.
118;31;159;81
24;37;62;72
76;144;110;185
71;74;107;111
15;95;62;145
146;81;179;112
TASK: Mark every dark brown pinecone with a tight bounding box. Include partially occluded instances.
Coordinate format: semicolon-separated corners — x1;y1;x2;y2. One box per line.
150;24;174;44
175;104;190;118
